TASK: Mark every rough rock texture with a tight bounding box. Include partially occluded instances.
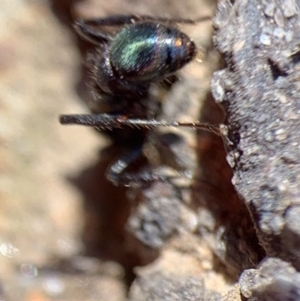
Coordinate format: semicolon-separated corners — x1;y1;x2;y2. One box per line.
129;271;221;301
240;258;300;300
212;0;300;299
127;182;182;248
212;0;300;268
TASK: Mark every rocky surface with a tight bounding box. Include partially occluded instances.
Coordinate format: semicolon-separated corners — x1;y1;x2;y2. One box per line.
240;258;300;300
212;0;300;300
4;0;297;300
213;0;300;267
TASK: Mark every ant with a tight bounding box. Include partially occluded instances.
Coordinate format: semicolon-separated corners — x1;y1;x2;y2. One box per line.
60;14;220;186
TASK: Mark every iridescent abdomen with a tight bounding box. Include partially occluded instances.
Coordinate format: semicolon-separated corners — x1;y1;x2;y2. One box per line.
110;22;196;82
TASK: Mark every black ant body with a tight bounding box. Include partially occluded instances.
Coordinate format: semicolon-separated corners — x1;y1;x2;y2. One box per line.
60;14;219;186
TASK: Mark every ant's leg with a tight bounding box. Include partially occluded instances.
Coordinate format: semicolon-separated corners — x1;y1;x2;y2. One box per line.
128;14;212;24
81;14;211;27
106;147;143;185
75;14;211;44
113;167;192;187
108;151;191;186
59;114;221;135
74;21;112;45
80;15;143;26
74;15;148;44
106;146;185;186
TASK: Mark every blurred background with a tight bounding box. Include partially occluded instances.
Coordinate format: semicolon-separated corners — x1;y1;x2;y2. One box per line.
0;1;230;300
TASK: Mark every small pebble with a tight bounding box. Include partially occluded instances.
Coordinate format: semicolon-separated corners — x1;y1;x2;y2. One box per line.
260;33;271;45
283;0;298;18
264;3;275;17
